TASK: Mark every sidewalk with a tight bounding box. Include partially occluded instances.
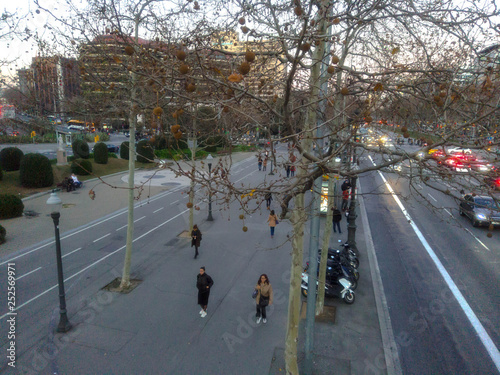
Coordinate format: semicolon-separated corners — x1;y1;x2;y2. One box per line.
0;153;399;375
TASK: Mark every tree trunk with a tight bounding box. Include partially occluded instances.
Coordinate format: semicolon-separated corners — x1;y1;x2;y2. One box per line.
120;17;140;290
285;191;305;375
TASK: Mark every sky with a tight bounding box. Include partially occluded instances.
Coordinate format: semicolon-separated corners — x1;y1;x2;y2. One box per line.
0;0;64;84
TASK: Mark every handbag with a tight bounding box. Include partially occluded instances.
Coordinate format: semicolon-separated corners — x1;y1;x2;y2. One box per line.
275;215;279;225
259;295;269;307
252;289;258;299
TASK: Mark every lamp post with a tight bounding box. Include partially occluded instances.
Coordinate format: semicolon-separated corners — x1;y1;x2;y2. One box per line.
46;191;72;333
206;154;214;221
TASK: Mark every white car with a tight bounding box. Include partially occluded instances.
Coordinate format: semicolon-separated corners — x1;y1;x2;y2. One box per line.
447;147;472;155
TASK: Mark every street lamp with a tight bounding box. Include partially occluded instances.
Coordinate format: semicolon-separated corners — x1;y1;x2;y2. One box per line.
206;154;214;221
46;190;72;333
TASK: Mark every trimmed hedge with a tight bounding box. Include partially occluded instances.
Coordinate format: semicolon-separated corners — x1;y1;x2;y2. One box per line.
19;153;54;188
71;159;93;175
137;140;154;163
72;139;90;159
0;225;5;244
120;141;130;160
0;194;24;219
93;142;109;164
0;147;24;171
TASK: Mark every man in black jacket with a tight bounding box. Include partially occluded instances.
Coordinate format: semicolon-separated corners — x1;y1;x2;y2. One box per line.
197;267;214;318
331;206;342;233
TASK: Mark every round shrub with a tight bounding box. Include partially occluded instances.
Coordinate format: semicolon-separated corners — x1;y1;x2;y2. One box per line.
72;139;90;159
137;140;154;163
157;136;168;150
93;142;109;164
0;147;24;171
0;194;24;219
120;141;130;160
19;153;54;188
0;225;6;244
71;159;93;175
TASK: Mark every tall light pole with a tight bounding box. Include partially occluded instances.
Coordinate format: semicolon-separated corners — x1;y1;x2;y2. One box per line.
46;191;72;333
207;154;214;221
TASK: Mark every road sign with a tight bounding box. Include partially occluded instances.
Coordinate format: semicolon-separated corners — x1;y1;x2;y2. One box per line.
31;131;36;137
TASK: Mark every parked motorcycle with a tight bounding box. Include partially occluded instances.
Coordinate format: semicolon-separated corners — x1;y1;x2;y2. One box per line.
305;259;358;291
301;270;355;304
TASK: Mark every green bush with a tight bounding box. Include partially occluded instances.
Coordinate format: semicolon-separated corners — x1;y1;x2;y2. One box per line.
0;225;6;244
0;194;24;219
19;153;54;188
120;141;130;160
0;168;2;181
156;136;168;150
71;159;93;175
108;153;118;159
72;139;90;159
93;142;109;164
137;140;155;163
0;147;24;171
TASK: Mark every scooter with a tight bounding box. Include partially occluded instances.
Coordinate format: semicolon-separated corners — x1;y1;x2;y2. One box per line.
301;271;355;304
305;258;359;290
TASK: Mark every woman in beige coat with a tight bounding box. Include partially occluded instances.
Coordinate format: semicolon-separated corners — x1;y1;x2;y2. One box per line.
267;210;278;238
255;274;273;324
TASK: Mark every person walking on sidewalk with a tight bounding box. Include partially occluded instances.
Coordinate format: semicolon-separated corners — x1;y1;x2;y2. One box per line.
265;192;273;209
286;164;291;178
267;210;278;238
197;267;213;318
331;206;342;234
341;188;350;211
191;224;202;259
290;165;295;177
258;156;263;171
255;274;273;324
263;157;268;171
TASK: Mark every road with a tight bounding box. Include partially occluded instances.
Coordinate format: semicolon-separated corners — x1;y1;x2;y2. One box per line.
360;149;500;374
0;134;128;159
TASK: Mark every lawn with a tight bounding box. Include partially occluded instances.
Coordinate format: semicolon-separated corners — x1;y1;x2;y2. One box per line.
1;158;156;198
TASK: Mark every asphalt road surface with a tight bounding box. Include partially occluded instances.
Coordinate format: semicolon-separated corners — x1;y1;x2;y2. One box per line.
360;151;500;374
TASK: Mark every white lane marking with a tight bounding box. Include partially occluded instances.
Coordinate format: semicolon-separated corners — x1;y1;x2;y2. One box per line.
170;199;179;205
134;216;146;223
116;224;127;231
368;155;500;372
0;186;186;265
153;207;164;213
62;247;82;258
0;208;190;320
463;228;490;251
234;169;258;183
428;193;437;202
17;267;42;280
444;209;453;216
93;233;111;243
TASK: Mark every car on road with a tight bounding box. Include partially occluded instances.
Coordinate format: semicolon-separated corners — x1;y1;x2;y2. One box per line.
468;159;493;173
484;175;500;190
459;194;500;227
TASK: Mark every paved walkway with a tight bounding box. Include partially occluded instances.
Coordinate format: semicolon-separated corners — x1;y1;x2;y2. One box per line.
0;152;399;375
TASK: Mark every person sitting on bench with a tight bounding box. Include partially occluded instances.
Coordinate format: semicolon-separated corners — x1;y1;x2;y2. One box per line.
71;173;82;188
